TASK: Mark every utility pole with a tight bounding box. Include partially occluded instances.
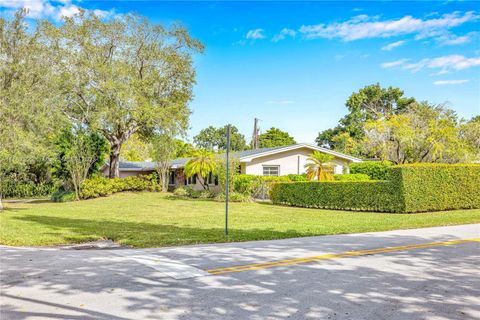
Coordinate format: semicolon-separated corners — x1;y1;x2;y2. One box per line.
225;125;230;240
251;118;260;149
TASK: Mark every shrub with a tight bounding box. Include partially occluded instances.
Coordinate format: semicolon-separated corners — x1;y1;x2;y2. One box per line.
173;187;189;197
51;190;76;202
350;161;392;180
198;190;215;199
233;174;291;199
80;174;158;199
286;174;307;182
1;180;55;199
392;164;480;212
271;164;480;213
270;181;401;212
334;173;371;182
186;188;202;199
214;192;253;203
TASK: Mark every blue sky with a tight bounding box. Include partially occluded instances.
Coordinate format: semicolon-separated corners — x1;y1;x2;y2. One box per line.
2;1;479;143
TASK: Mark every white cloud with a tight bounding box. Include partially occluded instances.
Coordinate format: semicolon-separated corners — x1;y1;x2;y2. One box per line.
381;59;409;68
407;55;480;73
0;0;113;21
382;55;480;74
437;31;477;45
433;79;469;85
381;40;406;51
246;28;266;40
272;28;297;42
299;11;479;41
57;4;79;19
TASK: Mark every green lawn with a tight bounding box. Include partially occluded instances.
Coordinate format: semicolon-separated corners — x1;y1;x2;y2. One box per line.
1;192;480;248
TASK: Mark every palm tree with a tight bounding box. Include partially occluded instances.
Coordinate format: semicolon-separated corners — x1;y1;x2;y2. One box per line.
305;151;335;181
184;149;216;190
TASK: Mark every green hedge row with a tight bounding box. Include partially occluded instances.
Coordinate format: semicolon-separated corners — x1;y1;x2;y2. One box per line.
270;181;401;212
81;174;159;199
271;164;480;213
333;173;371;182
393;164;480;212
350;161;392;180
1;180;55;199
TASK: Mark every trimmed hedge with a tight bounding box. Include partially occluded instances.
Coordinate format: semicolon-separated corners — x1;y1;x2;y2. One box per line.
270;181;401;212
271;164;480;213
81;174;159;199
1;180;55;199
333;173;371;182
350;161;392;180
393;164;480;212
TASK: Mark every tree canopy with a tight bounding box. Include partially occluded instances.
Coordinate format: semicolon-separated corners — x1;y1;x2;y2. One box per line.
363;102;478;164
0;10;63;208
259;127;296;148
193;125;247;151
40;11;203;178
316;84;416;157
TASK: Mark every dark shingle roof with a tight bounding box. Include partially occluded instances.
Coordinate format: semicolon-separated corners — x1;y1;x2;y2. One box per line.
118;158;190;171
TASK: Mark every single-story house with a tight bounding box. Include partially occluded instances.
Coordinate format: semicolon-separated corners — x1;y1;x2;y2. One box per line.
102;143;362;190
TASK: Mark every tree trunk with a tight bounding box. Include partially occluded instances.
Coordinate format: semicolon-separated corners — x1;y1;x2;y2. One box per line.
0;195;3;211
109;144;121;178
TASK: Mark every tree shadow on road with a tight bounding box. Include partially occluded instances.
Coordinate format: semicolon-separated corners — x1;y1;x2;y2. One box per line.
1;215;479;319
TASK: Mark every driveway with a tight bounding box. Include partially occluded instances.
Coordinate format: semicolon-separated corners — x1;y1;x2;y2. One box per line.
1;224;479;320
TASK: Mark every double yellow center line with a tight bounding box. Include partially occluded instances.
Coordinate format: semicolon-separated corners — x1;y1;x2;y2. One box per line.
207;237;480;275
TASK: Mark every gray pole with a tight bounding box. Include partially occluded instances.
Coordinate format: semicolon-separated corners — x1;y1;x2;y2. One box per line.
225;125;230;239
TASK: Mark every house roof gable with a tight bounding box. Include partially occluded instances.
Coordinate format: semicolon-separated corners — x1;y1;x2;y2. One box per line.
236;143;362;163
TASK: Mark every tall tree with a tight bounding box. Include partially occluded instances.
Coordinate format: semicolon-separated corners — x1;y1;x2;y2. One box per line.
151;131;177;192
259;127;296;148
121;133;153;162
363;102;472;164
40;11;203;178
53;128;109;185
0;10;61;210
459;116;480;162
316;84;416;156
174;139;196;158
193;125;247;151
64;131;98;200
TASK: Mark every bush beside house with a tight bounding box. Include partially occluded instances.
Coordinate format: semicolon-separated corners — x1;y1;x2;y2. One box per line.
350;161;392;180
2;181;55;199
80;175;159;199
271;164;480;213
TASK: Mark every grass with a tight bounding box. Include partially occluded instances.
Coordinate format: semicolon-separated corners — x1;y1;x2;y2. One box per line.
1;192;480;248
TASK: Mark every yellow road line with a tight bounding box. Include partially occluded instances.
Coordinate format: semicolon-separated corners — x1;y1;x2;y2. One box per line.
207;237;480;275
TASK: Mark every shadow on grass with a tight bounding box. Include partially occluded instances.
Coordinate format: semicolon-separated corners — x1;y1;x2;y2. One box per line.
12;215;307;247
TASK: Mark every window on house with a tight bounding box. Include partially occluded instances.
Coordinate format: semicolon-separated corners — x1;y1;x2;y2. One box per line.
169;171;175;185
263;165;280;176
206;172;219;186
185;174;197;185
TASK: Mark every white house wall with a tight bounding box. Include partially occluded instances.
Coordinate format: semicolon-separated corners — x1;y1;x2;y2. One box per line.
243;147;351;176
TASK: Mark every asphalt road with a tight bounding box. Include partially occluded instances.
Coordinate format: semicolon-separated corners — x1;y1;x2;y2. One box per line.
1;224;479;320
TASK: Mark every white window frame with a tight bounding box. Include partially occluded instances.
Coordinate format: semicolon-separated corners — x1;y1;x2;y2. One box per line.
262;165;280;176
